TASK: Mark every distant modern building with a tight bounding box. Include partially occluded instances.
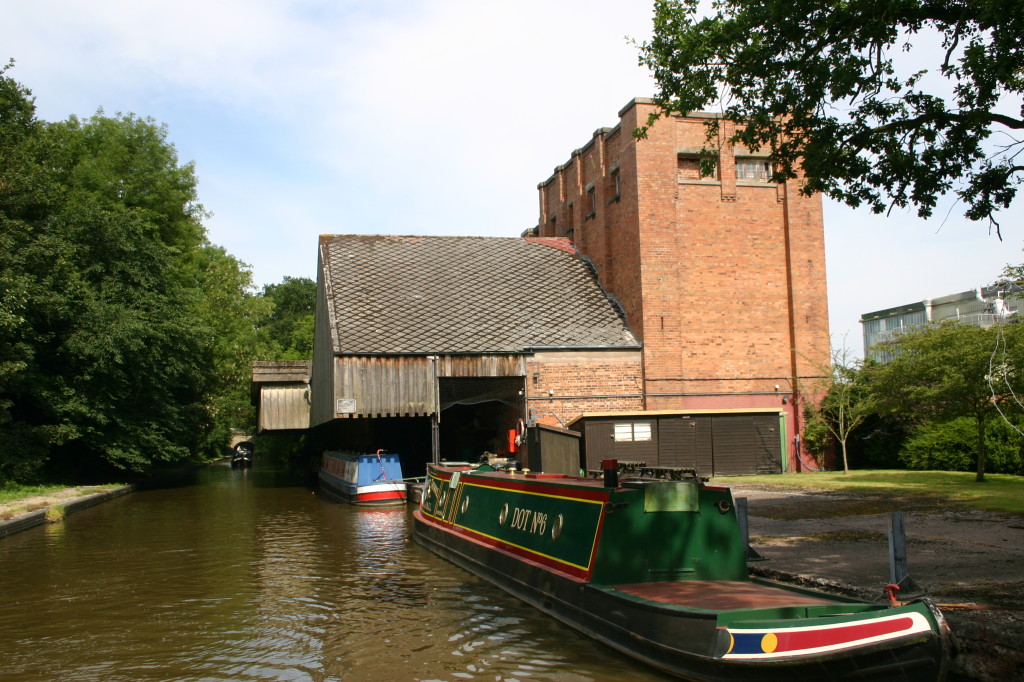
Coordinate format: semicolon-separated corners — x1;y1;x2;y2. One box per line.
861;286;1023;362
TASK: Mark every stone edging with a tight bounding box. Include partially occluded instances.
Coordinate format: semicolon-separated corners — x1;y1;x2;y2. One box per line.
0;485;134;539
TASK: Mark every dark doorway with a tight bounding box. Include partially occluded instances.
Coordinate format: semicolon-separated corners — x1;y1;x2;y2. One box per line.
438;377;525;462
312;415;433;477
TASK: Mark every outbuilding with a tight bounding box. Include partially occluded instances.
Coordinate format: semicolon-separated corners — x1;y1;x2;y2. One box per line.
309;234;643;476
569;410;785;477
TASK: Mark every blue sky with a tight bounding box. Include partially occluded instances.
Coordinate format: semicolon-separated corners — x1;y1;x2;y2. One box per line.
5;0;1020;355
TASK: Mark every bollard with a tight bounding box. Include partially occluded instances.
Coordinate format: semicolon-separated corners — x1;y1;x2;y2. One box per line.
735;497;765;561
601;459;618;488
888;512;921;593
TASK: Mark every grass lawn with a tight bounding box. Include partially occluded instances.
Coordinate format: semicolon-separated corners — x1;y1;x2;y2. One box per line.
712;470;1024;516
0;484;70;505
0;483;124;519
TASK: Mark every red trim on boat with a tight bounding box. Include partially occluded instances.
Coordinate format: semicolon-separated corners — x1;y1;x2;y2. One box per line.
355;491;407;502
462;475;611;501
774;617;916;652
416;510;591;582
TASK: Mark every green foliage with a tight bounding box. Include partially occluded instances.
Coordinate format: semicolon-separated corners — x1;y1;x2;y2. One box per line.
800;407;831;467
901;416;1024;475
900;418;979;472
638;0;1024;235
864;321;1024;480
846;413;908;470
258;276;315;360
254;431;313;467
0;483;66;505
192;245;274;442
0;66;269;484
798;340;870;472
712;470;1024;515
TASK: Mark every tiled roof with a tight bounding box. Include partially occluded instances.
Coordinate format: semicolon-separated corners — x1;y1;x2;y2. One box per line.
319;235;639;354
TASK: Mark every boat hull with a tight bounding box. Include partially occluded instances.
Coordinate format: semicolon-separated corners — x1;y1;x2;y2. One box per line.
411;465;951;681
319;451;407;507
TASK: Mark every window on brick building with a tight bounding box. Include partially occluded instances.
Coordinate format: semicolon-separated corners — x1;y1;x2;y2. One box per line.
585;185;597;219
736;158;772;182
610;168;621;202
677;154;718;182
613;422;652;442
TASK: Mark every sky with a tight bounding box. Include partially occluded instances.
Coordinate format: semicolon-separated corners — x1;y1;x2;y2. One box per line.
4;0;1021;356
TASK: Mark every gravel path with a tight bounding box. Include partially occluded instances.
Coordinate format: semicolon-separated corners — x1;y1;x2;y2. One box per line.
727;484;1024;681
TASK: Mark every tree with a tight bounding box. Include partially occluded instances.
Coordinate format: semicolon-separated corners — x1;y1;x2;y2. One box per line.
12;113;215;477
192;245;274;442
258;276;315;360
864;321;1024;481
0;63;56;483
637;0;1024;236
0;66;266;483
803;342;871;473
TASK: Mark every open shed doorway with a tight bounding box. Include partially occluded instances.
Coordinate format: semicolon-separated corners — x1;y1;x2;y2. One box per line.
438;377;525;462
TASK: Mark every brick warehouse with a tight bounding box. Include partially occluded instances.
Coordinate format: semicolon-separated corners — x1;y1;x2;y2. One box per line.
532;98;831;472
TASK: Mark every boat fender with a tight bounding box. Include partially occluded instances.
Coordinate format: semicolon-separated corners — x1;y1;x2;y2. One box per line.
716;499;731;514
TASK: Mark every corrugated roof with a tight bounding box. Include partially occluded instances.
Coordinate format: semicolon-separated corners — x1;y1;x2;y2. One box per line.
319;235;639;354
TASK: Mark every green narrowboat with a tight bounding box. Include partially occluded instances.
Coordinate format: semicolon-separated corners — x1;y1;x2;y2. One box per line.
411;461;953;681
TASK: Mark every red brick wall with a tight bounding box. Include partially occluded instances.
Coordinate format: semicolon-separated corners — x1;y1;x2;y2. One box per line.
525;351;644;428
536;99;831;471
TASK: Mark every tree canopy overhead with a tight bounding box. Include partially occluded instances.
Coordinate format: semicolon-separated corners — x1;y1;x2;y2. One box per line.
638;0;1024;237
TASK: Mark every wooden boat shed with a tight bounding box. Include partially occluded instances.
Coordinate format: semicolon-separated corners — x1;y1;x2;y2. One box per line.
251;360;311;432
309;235;643;474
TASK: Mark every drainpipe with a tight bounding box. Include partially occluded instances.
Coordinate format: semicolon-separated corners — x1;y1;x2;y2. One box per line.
781;178;804;472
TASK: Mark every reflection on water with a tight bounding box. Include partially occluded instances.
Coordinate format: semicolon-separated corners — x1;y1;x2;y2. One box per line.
0;464;669;681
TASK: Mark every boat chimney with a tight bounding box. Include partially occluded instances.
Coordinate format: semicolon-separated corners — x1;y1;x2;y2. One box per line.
601;459;618;488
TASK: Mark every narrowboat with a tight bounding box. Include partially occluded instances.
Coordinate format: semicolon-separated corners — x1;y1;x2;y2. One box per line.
318;450;407;506
411;460;953;681
231;441;254;468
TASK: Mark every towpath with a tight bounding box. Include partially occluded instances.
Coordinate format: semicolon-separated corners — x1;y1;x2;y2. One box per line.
726;483;1024;681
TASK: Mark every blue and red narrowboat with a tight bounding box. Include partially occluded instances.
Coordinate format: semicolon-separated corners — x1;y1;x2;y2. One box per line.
318;450;407;506
412;460;953;681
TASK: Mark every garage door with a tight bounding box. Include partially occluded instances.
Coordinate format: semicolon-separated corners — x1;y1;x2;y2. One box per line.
711;414;781;475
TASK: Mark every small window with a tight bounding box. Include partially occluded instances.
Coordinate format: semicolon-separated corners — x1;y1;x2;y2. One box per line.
585;186;597;218
613;422;652;442
678;154;717;182
610;168;621;201
736;158;772;182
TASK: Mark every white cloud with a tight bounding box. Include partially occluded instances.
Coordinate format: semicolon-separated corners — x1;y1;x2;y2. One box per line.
3;0;1018;349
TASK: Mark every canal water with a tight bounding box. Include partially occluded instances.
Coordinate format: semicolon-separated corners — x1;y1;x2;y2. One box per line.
0;463;671;681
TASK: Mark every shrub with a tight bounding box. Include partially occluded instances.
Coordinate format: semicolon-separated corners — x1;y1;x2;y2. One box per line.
900;417;1024;474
